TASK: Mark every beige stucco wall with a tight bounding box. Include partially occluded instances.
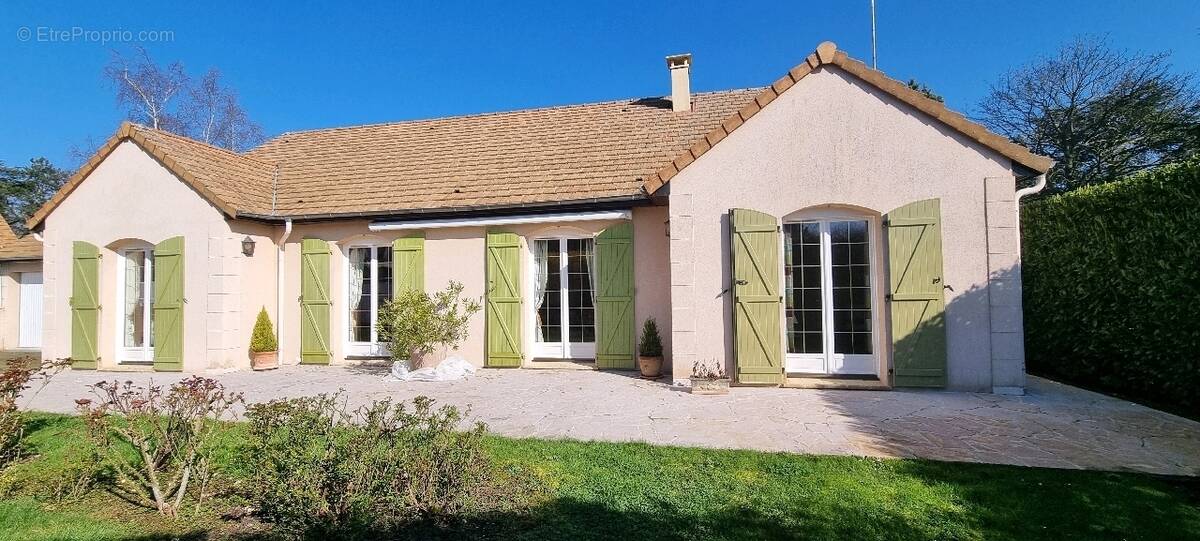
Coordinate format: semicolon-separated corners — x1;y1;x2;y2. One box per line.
277;207;671;369
41;141;267;372
667;66;1021;392
0;260;43;351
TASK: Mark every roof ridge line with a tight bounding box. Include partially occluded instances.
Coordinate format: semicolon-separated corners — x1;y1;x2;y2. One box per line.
255;87;766;142
642;41;1053;193
128;122;280;167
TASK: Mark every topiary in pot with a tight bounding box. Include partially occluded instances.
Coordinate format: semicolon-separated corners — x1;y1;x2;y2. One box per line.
249;308;279;371
637;317;664;379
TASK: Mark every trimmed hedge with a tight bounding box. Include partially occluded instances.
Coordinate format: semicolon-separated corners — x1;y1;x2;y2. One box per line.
1021;161;1200;415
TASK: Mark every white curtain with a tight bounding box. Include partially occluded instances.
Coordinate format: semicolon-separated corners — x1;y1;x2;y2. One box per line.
348;248;368;332
123;252;143;347
533;240;549;341
583;239;597;304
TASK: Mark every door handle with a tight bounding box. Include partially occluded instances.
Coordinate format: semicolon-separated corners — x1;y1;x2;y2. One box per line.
735;279;748;286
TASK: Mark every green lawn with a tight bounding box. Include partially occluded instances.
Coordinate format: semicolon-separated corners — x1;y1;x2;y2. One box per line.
1;413;1199;540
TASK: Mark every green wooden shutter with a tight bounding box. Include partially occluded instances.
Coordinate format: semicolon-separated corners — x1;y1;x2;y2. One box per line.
731;209;783;385
886;199;947;387
152;236;185;371
595;222;635;369
300;238;332;365
70;241;100;369
485;231;522;367
392;233;425;296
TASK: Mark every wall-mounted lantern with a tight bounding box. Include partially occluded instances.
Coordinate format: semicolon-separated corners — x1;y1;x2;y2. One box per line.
241;236;256;257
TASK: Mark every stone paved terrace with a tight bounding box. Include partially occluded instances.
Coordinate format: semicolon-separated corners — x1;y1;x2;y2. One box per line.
18;365;1200;476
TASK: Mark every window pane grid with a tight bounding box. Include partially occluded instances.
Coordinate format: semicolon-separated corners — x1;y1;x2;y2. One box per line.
566;239;595;344
830;220;872;355
784;222;823;354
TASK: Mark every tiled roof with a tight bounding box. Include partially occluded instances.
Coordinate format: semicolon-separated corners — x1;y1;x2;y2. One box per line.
29;42;1051;229
27;123;276;227
645;42;1054;193
0;221;40;261
246;89;759;217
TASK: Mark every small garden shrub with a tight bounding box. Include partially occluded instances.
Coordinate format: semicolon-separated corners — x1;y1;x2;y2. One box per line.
1;358;65;470
1022;161;1200;414
245;394;490;538
250;307;277;353
77;377;243;516
638;317;663;357
376;281;480;361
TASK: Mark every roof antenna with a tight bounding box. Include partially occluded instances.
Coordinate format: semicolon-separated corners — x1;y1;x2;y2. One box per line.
870;0;878;69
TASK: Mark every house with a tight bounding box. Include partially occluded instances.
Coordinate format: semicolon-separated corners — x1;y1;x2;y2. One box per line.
0;220;43;354
27;42;1052;393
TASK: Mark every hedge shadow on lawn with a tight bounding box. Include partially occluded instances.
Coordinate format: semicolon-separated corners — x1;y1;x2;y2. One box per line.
249;495;943;541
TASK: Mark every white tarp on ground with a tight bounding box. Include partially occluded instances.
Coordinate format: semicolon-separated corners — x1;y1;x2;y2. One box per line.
390;356;477;382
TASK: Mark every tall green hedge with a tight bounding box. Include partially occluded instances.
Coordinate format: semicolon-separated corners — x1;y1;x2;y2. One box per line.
1021;161;1200;415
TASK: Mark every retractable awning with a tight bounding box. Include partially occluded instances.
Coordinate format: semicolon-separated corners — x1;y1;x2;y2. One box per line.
367;210;632;231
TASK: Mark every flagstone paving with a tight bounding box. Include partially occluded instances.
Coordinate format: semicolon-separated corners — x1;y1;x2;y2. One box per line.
20;365;1200;476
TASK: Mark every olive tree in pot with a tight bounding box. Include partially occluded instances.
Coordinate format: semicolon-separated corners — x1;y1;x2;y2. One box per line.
250;307;279;370
377;281;481;369
637;317;664;379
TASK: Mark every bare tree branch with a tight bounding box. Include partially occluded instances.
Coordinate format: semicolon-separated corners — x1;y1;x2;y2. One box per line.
976;35;1200;195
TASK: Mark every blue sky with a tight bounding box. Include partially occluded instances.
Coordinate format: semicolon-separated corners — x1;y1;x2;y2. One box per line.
2;1;1198;167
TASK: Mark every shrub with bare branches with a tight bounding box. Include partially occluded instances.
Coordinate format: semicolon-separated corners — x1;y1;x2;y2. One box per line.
1;357;67;469
76;377;242;516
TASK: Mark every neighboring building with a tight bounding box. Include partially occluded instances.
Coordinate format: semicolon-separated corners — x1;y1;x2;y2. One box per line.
0;220;43;353
27;42;1051;393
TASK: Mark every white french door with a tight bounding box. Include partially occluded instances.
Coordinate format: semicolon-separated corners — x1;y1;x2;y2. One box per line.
118;249;154;363
17;272;42;349
783;217;880;376
346;245;393;356
531;238;596;360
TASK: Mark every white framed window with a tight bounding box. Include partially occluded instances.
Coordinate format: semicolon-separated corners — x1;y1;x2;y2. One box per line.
529;236;596;360
782;213;882;376
116;247;154;363
345;245;392;357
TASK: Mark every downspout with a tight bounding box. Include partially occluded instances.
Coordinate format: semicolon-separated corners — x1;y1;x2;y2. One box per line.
1013;173;1047;252
276;218;292;364
1015;173;1047;202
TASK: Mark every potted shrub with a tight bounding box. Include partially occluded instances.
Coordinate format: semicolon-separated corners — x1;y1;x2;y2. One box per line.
377;281;481;369
637;317;664;379
249;308;279;371
689;359;729;395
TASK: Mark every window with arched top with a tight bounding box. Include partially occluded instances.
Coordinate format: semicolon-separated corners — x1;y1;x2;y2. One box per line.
112;240;156;363
781;206;883;376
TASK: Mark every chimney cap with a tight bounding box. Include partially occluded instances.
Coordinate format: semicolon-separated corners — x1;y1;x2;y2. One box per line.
666;53;692;69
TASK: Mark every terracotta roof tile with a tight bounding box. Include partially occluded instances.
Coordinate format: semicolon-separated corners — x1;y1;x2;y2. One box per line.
0;221;40;260
28;41;1052;228
246;90;760;216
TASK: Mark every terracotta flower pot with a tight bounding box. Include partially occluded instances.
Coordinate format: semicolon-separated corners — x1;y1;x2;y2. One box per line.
251;351;279;371
637;356;663;379
410;346;448;370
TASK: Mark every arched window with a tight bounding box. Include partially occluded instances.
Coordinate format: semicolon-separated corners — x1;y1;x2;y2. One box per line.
114;241;155;363
782;207;883;376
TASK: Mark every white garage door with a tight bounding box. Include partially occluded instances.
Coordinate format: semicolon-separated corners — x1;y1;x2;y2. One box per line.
19;272;42;349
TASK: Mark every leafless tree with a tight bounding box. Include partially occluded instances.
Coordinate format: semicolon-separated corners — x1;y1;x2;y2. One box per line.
977;36;1200;195
103;48;264;152
103;46;188;132
183;69;265;151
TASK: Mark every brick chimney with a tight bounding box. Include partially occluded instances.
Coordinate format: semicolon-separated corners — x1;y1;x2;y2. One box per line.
666;53;692;112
